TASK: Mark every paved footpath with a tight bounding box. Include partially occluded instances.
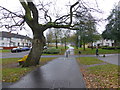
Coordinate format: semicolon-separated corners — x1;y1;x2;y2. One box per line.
98;54;119;65
3;46;86;88
3;57;86;88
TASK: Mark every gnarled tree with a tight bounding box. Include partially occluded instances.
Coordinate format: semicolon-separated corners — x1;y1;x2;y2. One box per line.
0;0;99;67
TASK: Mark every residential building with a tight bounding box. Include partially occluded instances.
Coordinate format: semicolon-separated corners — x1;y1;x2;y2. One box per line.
92;39;114;47
0;31;32;49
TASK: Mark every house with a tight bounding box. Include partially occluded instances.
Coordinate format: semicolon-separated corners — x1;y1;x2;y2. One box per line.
92;39;114;47
0;31;32;49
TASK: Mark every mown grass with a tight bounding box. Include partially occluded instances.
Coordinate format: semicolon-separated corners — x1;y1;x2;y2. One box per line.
2;58;21;66
2;57;56;82
3;67;34;82
0;49;11;53
77;57;104;65
77;57;119;88
75;48;120;55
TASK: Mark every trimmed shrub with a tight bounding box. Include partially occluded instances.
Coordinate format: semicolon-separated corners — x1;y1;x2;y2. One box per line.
43;48;60;54
102;46;120;50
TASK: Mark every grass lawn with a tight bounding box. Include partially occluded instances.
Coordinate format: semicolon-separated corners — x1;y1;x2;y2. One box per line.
0;49;11;53
77;57;104;65
75;48;120;55
77;57;119;88
2;57;56;82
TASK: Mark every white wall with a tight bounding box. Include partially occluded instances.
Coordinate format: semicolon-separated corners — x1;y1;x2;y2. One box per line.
93;39;114;47
0;37;31;47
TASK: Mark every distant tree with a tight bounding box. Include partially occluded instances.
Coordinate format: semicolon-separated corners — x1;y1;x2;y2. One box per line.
46;29;54;47
53;29;62;49
102;3;120;46
61;30;70;49
75;13;100;50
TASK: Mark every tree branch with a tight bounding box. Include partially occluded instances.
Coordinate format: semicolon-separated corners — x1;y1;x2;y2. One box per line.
27;1;39;23
69;1;79;25
0;6;23;18
54;14;70;23
2;19;25;29
19;0;32;21
44;10;52;22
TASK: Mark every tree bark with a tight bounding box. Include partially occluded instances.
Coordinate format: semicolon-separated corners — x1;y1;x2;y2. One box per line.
114;40;117;50
91;42;93;50
22;32;46;67
83;42;86;51
55;34;58;49
65;38;67;49
76;36;79;49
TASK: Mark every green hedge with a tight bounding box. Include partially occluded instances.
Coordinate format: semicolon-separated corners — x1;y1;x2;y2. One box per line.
43;48;60;54
102;46;120;50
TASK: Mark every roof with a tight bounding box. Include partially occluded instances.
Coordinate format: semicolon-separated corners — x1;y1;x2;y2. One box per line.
0;31;31;40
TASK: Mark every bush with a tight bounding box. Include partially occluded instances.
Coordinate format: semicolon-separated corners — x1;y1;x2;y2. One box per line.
102;46;120;50
88;46;102;48
43;48;60;54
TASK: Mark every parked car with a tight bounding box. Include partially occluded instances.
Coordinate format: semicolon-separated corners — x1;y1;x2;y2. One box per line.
21;47;30;51
11;48;22;53
44;46;48;49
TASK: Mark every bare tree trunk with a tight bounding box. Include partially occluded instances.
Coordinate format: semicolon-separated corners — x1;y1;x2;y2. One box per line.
65;38;67;49
114;40;117;50
76;36;79;49
83;42;86;51
55;39;58;49
55;33;58;49
91;42;93;50
22;32;46;67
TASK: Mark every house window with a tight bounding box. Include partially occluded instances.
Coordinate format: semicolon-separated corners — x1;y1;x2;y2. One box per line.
106;43;109;46
2;43;4;46
97;44;100;46
26;43;28;46
23;43;24;46
2;37;4;40
18;43;20;46
112;43;114;46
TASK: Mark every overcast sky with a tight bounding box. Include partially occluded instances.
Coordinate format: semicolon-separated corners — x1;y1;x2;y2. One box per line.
0;0;119;38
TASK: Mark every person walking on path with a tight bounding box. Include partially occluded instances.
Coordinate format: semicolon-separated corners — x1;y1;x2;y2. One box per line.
78;51;81;55
96;46;99;57
66;50;69;57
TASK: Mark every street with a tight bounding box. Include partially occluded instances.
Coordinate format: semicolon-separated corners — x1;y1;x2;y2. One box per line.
1;51;64;58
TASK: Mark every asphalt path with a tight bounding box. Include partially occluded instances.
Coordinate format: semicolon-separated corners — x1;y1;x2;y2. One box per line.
2;46;86;88
3;57;86;88
98;54;119;65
